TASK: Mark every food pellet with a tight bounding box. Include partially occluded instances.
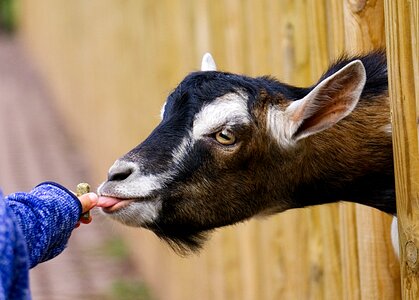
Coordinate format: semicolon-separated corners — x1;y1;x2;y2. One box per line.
76;183;91;220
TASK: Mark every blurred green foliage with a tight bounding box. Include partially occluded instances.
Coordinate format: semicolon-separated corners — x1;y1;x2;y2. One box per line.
98;236;155;300
0;0;17;33
102;236;131;260
109;280;154;300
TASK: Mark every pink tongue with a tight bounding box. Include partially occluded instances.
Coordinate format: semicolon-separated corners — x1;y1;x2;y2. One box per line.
97;196;123;208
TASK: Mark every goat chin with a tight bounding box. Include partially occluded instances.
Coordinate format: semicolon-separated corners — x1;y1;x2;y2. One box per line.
99;198;162;228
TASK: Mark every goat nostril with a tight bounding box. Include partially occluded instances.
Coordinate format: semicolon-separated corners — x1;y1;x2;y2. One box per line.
108;167;133;182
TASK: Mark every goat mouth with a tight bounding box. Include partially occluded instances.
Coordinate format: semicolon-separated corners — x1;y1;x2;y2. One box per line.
97;194;158;213
97;196;135;213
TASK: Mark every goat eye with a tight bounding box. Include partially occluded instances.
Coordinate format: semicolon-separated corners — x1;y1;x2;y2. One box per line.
215;130;236;145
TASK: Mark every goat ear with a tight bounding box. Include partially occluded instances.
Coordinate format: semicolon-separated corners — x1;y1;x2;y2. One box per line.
286;60;366;141
201;53;217;71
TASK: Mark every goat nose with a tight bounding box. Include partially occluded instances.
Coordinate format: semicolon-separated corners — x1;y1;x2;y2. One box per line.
107;161;136;182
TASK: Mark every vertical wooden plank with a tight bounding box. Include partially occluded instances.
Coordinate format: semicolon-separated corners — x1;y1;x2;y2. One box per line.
257;3;315;298
343;0;386;54
411;0;419;149
223;0;246;73
243;0;270;75
384;0;419;298
306;0;330;77
326;0;345;57
240;2;271;300
263;1;313;298
343;1;401;299
193;0;211;60
340;204;361;300
305;1;344;299
356;207;401;299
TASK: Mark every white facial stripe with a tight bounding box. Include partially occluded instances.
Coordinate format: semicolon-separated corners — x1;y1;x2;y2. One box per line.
193;92;250;139
100;160;167;198
111;93;251;198
102;92;250;201
112;173;164;198
102;138;193;199
172;136;193;166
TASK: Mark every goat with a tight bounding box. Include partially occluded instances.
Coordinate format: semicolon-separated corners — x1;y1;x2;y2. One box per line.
97;51;395;254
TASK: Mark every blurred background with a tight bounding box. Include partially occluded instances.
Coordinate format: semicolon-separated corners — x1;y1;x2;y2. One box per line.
0;1;401;299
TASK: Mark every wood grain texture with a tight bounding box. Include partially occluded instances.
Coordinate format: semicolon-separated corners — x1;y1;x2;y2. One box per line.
344;1;401;299
385;0;419;298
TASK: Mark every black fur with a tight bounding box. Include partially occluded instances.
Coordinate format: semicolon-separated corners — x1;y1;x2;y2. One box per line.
164;50;387;113
319;50;388;99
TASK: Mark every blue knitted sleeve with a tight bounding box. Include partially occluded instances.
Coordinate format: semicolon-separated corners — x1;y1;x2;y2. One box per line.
0;192;31;299
5;182;82;268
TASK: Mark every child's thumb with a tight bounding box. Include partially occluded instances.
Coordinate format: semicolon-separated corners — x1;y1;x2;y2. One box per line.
79;193;99;213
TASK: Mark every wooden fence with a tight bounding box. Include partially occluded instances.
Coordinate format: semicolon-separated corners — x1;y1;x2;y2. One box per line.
385;0;419;298
18;0;417;299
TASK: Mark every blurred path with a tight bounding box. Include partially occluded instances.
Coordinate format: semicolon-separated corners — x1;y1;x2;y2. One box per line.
0;35;145;299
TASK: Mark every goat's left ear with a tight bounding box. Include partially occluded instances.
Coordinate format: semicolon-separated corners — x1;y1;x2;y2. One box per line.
286;60;366;141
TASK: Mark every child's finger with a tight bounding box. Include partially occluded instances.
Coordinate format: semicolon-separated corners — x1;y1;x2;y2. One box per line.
79;192;98;213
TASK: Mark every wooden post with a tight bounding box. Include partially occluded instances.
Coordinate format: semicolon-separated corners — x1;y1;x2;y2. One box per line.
384;0;419;298
343;1;402;299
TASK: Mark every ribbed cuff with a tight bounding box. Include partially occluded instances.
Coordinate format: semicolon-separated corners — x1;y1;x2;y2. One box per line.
35;181;82;218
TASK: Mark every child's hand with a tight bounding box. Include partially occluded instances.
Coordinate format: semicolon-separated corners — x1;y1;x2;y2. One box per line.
75;193;98;228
